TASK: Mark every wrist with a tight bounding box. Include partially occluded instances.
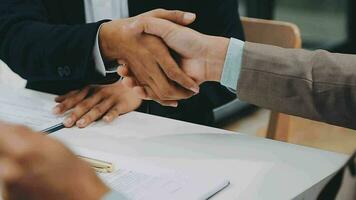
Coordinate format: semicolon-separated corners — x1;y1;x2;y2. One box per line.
99;22;117;62
205;36;229;82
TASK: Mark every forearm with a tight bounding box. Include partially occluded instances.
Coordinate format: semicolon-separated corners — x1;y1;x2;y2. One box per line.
0;1;105;82
237;42;356;129
0;20;104;81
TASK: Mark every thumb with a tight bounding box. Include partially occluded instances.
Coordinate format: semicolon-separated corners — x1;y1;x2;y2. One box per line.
143;9;196;25
142;17;180;41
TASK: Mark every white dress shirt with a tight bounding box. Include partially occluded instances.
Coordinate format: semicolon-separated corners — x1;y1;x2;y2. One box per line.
84;0;129;76
84;1;129;198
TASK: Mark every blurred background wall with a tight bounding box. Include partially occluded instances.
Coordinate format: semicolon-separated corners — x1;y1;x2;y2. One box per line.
239;0;354;52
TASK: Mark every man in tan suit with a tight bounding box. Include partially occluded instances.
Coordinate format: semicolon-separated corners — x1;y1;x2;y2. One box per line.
119;13;356;130
116;11;355;200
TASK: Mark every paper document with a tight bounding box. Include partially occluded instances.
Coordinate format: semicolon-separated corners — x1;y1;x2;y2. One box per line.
0;86;63;131
75;147;230;200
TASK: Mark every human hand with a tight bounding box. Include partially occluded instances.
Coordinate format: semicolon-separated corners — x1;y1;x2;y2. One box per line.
117;15;230;101
99;9;200;106
52;82;142;128
0;122;109;200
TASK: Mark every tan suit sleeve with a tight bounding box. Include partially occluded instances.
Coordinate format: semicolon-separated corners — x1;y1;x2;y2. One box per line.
237;42;356;129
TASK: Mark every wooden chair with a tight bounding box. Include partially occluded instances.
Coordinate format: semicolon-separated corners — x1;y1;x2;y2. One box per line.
240;17;301;142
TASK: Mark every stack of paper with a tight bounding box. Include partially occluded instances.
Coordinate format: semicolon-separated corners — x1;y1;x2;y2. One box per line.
75;147;230;200
0;86;63;131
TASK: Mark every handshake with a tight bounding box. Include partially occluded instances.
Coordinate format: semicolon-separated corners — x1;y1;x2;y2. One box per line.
100;9;229;107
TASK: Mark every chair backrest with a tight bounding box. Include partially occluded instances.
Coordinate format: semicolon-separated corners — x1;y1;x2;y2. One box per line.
240;17;302;141
241;17;301;48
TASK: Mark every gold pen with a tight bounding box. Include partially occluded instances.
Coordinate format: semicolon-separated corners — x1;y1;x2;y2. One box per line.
78;155;114;173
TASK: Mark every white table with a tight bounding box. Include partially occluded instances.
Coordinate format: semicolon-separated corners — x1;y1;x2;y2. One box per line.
2;88;350;200
52;111;349;200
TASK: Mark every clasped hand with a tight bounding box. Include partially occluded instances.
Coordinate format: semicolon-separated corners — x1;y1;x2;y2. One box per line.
100;9;203;107
53;9;228;128
116;9;229;105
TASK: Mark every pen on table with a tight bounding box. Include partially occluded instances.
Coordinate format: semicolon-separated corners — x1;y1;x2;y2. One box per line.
41;123;66;134
78;155;114;173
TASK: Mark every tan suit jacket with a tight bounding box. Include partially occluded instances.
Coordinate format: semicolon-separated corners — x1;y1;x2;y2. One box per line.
238;42;356;130
238;42;356;200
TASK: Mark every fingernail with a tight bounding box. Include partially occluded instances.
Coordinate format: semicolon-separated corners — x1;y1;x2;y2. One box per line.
184;13;196;21
64;117;73;127
171;102;179;107
52;106;60;115
103;115;112;122
77;119;86;127
190;86;200;94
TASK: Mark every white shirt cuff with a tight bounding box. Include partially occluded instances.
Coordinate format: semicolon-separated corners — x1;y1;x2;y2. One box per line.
220;38;245;92
93;24;107;77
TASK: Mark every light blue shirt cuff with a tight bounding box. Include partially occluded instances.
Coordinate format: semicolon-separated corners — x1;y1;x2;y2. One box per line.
220;38;245;92
102;191;129;200
93;24;107;77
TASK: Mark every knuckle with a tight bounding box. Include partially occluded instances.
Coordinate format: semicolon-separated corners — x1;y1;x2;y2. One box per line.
92;106;104;116
111;107;120;115
161;90;173;100
69;113;79;121
57;102;67;110
100;90;110;97
154;8;165;14
173;10;181;20
166;70;179;80
136;16;148;25
77;101;90;111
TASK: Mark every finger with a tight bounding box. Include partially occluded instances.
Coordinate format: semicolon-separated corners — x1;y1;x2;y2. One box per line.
150;39;199;93
0;158;23;183
103;105;122;123
53;87;90;115
142;17;181;41
117;60;131;77
133;86;149;100
144;9;196;26
126;59;152;88
76;98;115;128
117;66;130;77
142;86;178;107
122;77;138;89
63;93;104;127
55;90;79;103
140;58;175;100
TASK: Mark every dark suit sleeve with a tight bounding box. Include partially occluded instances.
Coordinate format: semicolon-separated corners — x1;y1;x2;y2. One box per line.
0;0;103;82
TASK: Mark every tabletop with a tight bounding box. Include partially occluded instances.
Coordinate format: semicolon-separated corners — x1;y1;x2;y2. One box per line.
0;87;349;200
53;111;349;200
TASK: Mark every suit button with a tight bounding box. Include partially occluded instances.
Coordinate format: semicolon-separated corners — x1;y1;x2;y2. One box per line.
58;66;71;77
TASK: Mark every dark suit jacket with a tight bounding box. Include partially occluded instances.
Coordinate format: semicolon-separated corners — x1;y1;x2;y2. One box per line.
0;0;244;125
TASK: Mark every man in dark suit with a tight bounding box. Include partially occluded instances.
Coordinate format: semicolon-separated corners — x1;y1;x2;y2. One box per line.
0;0;245;127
